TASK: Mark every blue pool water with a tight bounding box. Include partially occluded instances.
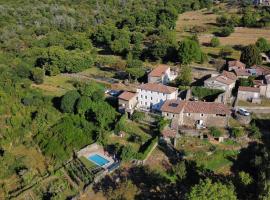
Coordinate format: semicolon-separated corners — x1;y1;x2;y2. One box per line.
88;154;110;166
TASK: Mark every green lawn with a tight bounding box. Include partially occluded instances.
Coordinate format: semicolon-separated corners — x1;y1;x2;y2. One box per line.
79;156;97;169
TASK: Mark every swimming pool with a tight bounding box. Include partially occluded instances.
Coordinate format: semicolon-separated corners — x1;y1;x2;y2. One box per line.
88;154;110;166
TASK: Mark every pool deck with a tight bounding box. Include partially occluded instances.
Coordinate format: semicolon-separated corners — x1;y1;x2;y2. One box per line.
77;143;114;169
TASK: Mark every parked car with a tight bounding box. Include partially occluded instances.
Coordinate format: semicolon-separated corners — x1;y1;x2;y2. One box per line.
238;108;250;116
108;90;122;97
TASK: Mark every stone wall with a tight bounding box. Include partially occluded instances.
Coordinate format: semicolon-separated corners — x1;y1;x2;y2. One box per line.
182;113;228;127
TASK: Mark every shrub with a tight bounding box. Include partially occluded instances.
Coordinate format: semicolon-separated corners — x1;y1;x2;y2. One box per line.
209;127;222;137
131;111;145;122
120;145;138;161
231;127;245;138
60;90;81;113
137;137;158;160
249;122;261;139
219;26;234;37
239;77;254;87
240;44;262;67
210;37;220;47
30;68;44;84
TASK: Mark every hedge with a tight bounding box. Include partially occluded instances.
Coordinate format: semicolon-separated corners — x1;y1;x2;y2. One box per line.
137;136;158;160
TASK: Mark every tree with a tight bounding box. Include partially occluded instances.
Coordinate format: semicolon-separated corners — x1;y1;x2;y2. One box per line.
60;90;80;113
176;65;192;86
30;68;44;84
256;37;270;53
210;37;220;47
240;44;262;67
86;101;117;129
78;82;104;102
178;39;202;64
187;179;237;200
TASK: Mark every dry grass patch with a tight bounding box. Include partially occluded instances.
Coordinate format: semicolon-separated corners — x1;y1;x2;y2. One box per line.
199;27;270;46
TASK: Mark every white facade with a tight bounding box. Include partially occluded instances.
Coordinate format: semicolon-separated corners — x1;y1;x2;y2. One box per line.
136;88;178;111
148;67;177;85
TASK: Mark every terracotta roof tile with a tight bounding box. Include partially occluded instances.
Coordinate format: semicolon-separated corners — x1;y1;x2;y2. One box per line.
138;83;178;94
183;101;230;115
148;64;169;77
215;76;235;85
160;99;186;113
118;91;137;101
221;71;237;80
238;86;260;93
233;69;250;77
228;60;246;69
161;100;230;115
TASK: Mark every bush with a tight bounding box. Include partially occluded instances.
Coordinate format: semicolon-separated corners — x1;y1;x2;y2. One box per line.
249;122;261;139
209;127;222;137
210;37;220;47
120;145;138;161
137;137;158;160
231;127;245;138
131;111;145;122
30;68;44;84
219;26;234;37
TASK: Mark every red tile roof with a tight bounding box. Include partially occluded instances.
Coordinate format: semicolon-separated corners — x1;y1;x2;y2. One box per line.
118;91;137;101
238;86;260;93
253;79;265;86
138;83;178;94
228;60;246;70
221;71;237;81
251;65;270;75
233;69;250;77
161;100;230;115
148;64;169;77
215;76;235;85
183;101;230;115
160;99;186;113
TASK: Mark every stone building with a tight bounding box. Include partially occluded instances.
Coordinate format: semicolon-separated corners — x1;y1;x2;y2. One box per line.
161;100;230;128
118;91;138;115
148;64;177;85
204;71;237;100
237;86;261;103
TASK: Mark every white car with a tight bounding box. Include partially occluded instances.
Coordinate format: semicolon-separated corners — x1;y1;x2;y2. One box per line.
238;108;250;116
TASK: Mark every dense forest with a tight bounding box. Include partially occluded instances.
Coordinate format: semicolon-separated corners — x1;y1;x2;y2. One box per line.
1;0;270;199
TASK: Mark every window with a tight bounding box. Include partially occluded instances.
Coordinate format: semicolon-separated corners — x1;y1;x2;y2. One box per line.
141;95;143;98
172;114;175;117
200;114;204;117
145;102;147;105
187;113;191;116
145;96;147;99
167;113;169;116
151;97;153;100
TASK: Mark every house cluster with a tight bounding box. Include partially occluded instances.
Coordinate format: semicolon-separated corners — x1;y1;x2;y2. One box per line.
118;64;231;131
204;60;270;104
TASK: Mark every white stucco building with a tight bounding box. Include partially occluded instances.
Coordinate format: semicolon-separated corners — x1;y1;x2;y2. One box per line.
148;64;177;85
137;83;178;111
